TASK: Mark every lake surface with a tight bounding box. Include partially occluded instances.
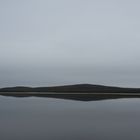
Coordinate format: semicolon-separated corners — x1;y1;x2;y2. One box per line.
0;95;140;140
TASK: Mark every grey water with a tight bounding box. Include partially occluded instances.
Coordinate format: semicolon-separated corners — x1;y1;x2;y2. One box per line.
0;96;140;140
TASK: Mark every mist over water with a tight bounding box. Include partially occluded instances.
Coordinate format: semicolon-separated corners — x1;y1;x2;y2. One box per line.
1;1;140;139
0;96;140;140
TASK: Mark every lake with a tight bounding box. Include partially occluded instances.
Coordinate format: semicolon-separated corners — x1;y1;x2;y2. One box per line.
0;95;140;140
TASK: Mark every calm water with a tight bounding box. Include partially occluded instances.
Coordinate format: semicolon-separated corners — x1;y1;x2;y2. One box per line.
0;96;140;140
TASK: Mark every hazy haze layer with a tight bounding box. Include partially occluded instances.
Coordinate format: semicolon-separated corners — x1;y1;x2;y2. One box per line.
0;0;140;87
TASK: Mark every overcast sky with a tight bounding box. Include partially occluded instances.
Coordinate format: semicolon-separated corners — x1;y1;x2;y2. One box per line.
0;0;140;87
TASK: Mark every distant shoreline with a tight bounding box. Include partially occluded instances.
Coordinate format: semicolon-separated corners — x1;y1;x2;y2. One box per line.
1;84;140;101
1;84;140;93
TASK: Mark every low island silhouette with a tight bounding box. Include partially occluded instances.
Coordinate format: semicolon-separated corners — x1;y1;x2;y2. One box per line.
0;84;140;101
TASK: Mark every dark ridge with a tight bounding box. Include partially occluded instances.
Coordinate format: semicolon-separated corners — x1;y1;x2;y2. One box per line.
0;86;34;92
1;84;140;101
35;84;140;93
0;84;140;93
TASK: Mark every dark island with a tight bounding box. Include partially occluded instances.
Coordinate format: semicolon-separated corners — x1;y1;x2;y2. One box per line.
0;84;140;101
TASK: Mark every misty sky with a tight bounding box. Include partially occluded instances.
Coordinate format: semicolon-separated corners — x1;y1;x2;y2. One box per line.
0;0;140;87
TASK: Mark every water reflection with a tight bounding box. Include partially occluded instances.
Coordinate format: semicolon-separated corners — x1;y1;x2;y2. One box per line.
0;96;140;140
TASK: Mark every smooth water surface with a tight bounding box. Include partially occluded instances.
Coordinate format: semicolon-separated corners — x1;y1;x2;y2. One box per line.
0;96;140;140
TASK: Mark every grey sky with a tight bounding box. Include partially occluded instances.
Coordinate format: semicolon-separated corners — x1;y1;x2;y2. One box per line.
0;0;140;87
